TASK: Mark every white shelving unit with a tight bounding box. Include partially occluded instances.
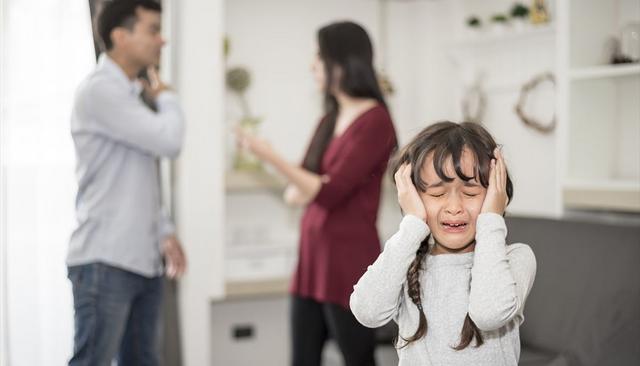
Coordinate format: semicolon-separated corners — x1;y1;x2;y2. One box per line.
559;0;640;213
450;0;639;215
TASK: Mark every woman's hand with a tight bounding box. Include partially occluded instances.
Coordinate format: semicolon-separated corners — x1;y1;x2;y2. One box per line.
234;127;325;202
283;184;308;206
481;147;509;215
394;163;427;221
234;126;276;163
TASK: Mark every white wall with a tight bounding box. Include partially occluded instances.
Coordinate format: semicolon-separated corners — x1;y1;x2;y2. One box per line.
386;0;459;138
173;0;225;365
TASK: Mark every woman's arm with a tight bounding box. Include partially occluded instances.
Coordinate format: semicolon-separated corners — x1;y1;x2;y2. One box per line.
283;184;311;206
236;128;323;203
237;114;396;210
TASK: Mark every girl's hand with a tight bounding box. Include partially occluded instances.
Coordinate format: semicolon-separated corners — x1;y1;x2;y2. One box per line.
394;163;427;221
481;147;509;215
235;126;276;162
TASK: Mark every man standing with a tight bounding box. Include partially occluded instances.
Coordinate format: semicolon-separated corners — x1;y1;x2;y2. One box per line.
67;1;186;365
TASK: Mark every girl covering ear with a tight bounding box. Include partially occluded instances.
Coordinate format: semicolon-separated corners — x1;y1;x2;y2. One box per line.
350;121;536;366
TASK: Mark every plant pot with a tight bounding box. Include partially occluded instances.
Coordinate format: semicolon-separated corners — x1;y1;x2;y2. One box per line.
512;18;529;32
464;26;484;39
490;22;509;35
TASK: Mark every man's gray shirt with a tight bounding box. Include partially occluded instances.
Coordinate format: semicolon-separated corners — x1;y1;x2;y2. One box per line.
67;54;184;277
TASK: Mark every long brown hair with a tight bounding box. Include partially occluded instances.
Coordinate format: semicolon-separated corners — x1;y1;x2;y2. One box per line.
390;121;514;350
302;21;386;173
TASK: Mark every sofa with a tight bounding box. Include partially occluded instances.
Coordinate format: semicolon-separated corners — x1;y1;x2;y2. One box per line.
507;215;640;366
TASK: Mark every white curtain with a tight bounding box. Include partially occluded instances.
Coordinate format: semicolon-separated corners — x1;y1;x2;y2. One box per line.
0;0;95;364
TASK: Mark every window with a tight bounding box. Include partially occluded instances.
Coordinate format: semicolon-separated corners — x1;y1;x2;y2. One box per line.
0;1;95;364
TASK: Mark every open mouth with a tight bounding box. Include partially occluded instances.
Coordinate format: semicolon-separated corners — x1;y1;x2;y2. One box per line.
441;221;468;232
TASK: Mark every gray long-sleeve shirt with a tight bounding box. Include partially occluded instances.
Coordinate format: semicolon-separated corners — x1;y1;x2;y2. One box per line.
350;213;536;366
67;54;184;277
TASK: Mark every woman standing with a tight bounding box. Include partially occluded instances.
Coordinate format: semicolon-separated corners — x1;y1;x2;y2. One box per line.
237;21;397;366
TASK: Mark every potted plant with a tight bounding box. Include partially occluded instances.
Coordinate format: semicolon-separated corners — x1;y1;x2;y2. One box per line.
226;66;263;171
510;3;530;31
490;13;510;34
224;37;263;172
464;15;483;38
467;16;482;29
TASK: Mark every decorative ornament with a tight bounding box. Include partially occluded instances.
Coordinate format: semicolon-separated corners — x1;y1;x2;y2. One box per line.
515;72;556;134
462;77;487;124
530;0;550;25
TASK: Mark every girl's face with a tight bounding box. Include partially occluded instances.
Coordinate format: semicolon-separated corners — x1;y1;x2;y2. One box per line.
311;52;326;91
418;148;487;254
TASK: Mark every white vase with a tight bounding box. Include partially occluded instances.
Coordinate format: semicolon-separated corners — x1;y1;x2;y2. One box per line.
490;23;509;35
621;22;640;62
512;19;529;32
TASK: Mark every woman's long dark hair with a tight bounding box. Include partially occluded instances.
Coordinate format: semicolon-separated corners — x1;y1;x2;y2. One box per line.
390;121;514;350
302;21;386;173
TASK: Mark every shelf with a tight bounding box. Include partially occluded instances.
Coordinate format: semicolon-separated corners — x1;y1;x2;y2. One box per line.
222;277;290;300
226;170;287;192
570;64;640;81
226;243;296;259
563;180;640;212
450;24;555;49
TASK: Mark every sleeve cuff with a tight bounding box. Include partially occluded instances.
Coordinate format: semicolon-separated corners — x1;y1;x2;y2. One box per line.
159;221;176;239
383;215;429;255
400;215;429;241
158;210;176;241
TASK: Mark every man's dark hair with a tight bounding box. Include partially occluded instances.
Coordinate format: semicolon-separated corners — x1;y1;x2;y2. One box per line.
96;0;161;51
